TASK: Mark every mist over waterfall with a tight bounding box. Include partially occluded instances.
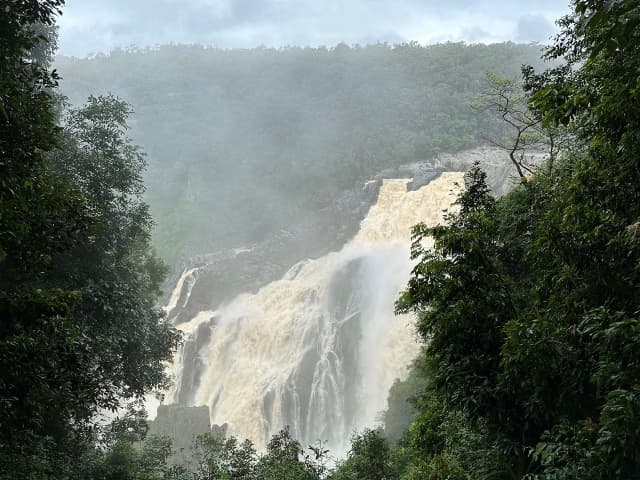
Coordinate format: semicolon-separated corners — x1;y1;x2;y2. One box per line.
155;172;463;452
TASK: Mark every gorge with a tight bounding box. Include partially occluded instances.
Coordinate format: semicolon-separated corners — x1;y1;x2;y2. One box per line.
148;148;516;453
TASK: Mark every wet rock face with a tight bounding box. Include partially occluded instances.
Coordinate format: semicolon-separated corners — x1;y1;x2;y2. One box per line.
174;319;215;405
403;146;530;195
156;146;527;451
166;146;518;326
167;176;382;326
147;405;221;468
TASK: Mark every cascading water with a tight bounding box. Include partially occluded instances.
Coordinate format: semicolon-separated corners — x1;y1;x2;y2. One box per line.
165;267;200;319
156;172;463;453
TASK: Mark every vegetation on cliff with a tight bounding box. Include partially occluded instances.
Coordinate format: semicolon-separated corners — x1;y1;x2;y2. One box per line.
56;41;546;264
375;1;640;478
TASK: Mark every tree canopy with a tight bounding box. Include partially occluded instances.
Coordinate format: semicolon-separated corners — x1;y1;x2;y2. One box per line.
0;3;179;477
384;1;640;478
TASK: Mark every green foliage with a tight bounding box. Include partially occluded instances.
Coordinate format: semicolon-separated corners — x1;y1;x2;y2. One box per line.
73;405;185;480
46;95;180;411
392;155;640;478
255;426;326;480
388;2;640;479
330;429;399;480
381;354;430;443
1;5;179;477
1;2;88;477
396;163;513;424
192;432;257;479
405;454;468;480
190;426;328;480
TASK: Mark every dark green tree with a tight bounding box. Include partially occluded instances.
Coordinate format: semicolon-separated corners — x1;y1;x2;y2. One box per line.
0;4;179;477
396;163;513;426
329;429;397;480
518;1;640;477
0;1;90;476
192;431;257;479
255;427;321;480
46;95;180;414
394;2;640;478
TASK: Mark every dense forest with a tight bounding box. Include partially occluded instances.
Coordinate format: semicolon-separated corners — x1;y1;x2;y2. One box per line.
2;0;640;479
56;41;546;264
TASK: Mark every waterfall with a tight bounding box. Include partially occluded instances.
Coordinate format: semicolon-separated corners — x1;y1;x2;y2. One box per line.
165;267;200;319
156;172;463;452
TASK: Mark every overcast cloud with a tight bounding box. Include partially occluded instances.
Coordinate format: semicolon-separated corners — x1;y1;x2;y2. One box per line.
57;0;570;57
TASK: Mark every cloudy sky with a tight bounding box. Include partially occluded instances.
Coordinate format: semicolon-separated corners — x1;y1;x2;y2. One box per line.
57;0;571;57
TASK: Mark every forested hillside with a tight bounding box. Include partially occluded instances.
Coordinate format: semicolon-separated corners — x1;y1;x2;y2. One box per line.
56;43;546;264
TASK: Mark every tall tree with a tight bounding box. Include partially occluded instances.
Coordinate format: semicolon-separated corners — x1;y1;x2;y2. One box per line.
395;2;640;478
0;1;85;476
0;4;179;478
519;1;640;478
396;163;513;424
47;95;179;414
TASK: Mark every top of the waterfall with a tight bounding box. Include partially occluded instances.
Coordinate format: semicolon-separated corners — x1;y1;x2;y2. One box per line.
353;172;463;246
373;145;546;196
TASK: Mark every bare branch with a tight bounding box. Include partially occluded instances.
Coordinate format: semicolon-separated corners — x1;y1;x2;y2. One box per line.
473;71;555;178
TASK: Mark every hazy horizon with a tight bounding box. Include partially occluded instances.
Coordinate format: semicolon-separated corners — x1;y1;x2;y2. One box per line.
57;0;571;57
